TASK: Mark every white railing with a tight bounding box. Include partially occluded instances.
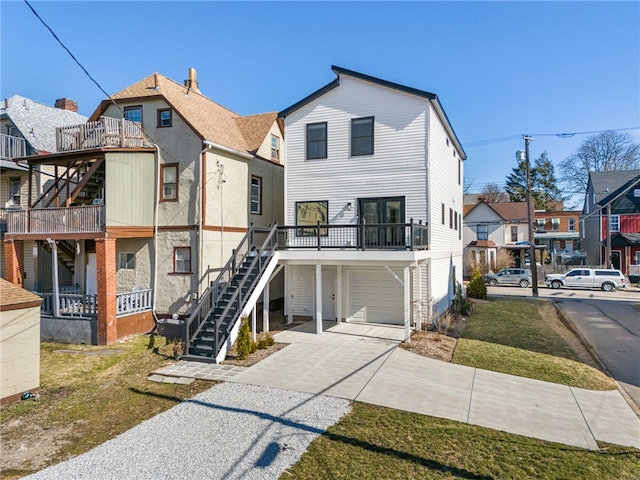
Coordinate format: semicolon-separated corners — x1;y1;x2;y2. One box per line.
56;116;144;152
116;289;153;317
6;205;105;234
38;292;98;318
0;133;26;159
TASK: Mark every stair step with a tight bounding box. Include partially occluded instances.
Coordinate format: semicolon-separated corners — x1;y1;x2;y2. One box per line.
181;354;217;364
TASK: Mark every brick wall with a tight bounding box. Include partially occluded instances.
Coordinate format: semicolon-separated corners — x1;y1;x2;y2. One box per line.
4;239;24;287
96;238;117;344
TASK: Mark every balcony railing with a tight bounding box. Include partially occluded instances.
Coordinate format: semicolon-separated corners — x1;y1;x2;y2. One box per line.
116;289;153;317
56;116;144;152
6;205;105;234
0;133;27;160
38;292;98;318
0;208;7;233
276;221;429;251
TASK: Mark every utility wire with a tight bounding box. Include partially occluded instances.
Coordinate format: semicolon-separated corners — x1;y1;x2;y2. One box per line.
24;0;123;116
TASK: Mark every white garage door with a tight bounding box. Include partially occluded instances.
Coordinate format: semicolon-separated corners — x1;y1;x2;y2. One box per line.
347;269;404;324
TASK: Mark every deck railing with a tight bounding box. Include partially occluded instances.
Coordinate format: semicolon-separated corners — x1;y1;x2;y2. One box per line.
56;116;144;152
38;292;98;318
276;220;429;251
116;289;153;317
0;133;26;159
6;205;105;234
0;208;7;233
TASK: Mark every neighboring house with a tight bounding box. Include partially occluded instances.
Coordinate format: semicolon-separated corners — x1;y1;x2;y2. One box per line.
3;68;284;345
463;201;540;270
533;210;584;265
582;170;640;273
1;96;88;278
277;65;466;335
0;278;42;405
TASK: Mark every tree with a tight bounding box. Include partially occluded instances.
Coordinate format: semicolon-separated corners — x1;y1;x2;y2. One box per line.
505;151;564;211
463;176;475;195
559;131;640;195
531;152;564;211
480;182;505;203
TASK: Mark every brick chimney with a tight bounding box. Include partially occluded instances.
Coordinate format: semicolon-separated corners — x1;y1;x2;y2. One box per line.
184;68;200;93
54;98;78;112
478;195;488;203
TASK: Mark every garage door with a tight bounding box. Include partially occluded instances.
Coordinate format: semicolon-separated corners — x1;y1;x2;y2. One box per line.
347;269;404;324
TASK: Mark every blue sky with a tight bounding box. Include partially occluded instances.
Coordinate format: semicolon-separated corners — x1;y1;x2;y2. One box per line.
2;1;639;202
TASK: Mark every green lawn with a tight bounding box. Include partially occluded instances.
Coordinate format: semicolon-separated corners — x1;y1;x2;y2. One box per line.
452;298;616;390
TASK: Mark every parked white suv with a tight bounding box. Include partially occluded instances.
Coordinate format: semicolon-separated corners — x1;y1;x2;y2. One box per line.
544;268;628;292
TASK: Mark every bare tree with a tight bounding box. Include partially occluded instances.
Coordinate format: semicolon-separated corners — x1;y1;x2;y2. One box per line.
481;182;505;203
463;176;475;195
559;131;640;195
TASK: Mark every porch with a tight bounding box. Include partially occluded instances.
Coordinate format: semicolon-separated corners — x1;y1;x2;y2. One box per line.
6;205;105;234
55;117;143;152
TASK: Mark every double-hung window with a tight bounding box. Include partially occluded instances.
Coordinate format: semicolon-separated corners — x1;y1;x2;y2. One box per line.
568;218;575;231
161;164;178;202
351;117;374;156
551;218;560;231
511;226;518;242
477;224;488;241
609;215;620;232
173;247;191;274
306;122;327;160
271;135;280;161
157;108;172;128
251;176;262;215
124;105;142;123
9;177;21;206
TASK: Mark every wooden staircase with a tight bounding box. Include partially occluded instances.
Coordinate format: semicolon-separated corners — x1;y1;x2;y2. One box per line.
182;225;279;363
40;239;76;275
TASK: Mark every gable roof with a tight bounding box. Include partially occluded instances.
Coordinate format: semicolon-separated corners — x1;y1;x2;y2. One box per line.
278;65;466;160
1;95;88;154
0;278;42;310
466;201;528;222
588;170;640;205
89;73;280;159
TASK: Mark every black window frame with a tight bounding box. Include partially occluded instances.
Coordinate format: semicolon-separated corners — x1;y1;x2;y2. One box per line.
250;175;262;215
351;116;374;156
157;108;172;128
306;122;327;160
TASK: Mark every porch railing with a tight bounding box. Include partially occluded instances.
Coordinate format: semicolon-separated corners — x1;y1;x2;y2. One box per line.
38;292;98;318
0;208;7;233
116;289;153;317
0;133;26;159
6;205;105;234
56;116;144;152
276;220;429;251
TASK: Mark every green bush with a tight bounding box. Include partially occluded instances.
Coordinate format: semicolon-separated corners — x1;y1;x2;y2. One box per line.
453;282;473;315
257;332;275;350
466;269;487;300
236;316;255;360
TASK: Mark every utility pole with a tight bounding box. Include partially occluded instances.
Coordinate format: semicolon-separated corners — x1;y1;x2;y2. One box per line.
517;136;539;297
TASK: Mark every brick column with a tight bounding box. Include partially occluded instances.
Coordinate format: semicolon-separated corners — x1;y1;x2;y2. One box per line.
4;239;24;287
96;238;117;345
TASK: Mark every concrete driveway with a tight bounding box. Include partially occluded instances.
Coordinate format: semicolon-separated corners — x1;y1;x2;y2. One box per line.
228;321;640;450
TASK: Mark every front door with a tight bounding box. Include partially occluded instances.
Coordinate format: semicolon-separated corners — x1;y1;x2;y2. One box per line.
86;253;97;295
358;197;405;247
321;268;336;321
611;251;621;270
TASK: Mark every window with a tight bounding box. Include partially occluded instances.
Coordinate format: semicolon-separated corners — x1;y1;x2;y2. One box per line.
306;122;327;159
157;109;172;128
459;213;462;240
449;208;453;229
537;218;546;231
271;135;280;161
9;177;21;206
568;218;575;231
351;117;374;156
454;210;458;230
124;105;142;123
118;252;135;270
446;138;449;146
609;215;620;232
161;164;178;201
173;247;191;273
442;203;445;225
551;218;560;231
477;224;488;241
251;175;262;215
296;201;328;236
511;226;518;242
458;158;461;185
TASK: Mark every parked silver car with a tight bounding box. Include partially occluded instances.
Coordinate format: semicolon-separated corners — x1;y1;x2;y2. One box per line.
484;268;532;288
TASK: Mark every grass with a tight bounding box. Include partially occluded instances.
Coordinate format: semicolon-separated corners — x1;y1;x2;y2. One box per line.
285;402;640;480
452;298;617;390
0;335;213;479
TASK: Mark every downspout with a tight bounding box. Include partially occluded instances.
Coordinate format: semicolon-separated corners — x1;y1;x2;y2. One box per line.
199;142;209;297
151;144;161;326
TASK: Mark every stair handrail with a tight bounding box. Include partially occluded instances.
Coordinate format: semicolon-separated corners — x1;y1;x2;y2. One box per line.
210;224;279;356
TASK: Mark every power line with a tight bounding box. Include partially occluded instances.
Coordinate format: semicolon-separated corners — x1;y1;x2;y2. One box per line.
24;0;123;116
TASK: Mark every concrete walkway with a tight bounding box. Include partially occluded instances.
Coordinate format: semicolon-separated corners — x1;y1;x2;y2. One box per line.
221;321;640;450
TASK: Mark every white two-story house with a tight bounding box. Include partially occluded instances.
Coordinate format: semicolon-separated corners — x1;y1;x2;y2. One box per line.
276;66;466;337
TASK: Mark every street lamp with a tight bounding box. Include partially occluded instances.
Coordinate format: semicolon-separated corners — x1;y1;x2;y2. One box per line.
516;136;539;297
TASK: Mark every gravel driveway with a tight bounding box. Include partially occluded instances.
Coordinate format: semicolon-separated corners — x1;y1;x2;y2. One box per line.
25;383;350;480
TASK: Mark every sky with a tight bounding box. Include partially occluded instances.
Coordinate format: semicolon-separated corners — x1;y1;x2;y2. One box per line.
1;1;639;205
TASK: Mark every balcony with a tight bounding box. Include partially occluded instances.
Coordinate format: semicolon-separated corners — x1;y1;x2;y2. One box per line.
56;117;144;152
6;205;105;235
0;133;27;160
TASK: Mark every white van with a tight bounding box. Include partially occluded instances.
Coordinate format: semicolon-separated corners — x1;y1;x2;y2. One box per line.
545;268;628;292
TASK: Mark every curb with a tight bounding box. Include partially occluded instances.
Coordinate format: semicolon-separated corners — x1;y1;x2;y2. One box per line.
551;300;640;417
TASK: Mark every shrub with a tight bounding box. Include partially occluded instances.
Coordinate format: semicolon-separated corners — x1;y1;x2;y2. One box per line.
466;269;487;300
452;282;473;315
236;316;255;360
257;332;275;350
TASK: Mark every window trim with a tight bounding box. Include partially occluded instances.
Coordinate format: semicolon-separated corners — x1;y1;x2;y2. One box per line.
511;225;518;242
568;218;576;231
477;224;488;241
306;122;327;160
123;105;142;123
9;177;21;206
157;108;172;128
609;214;620;232
250;175;262;215
271;135;280;161
350;116;374;157
160;163;179;202
118;252;135;270
295;200;329;237
172;247;192;274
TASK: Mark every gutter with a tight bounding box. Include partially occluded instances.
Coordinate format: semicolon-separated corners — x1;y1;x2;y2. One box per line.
202;139;253;161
